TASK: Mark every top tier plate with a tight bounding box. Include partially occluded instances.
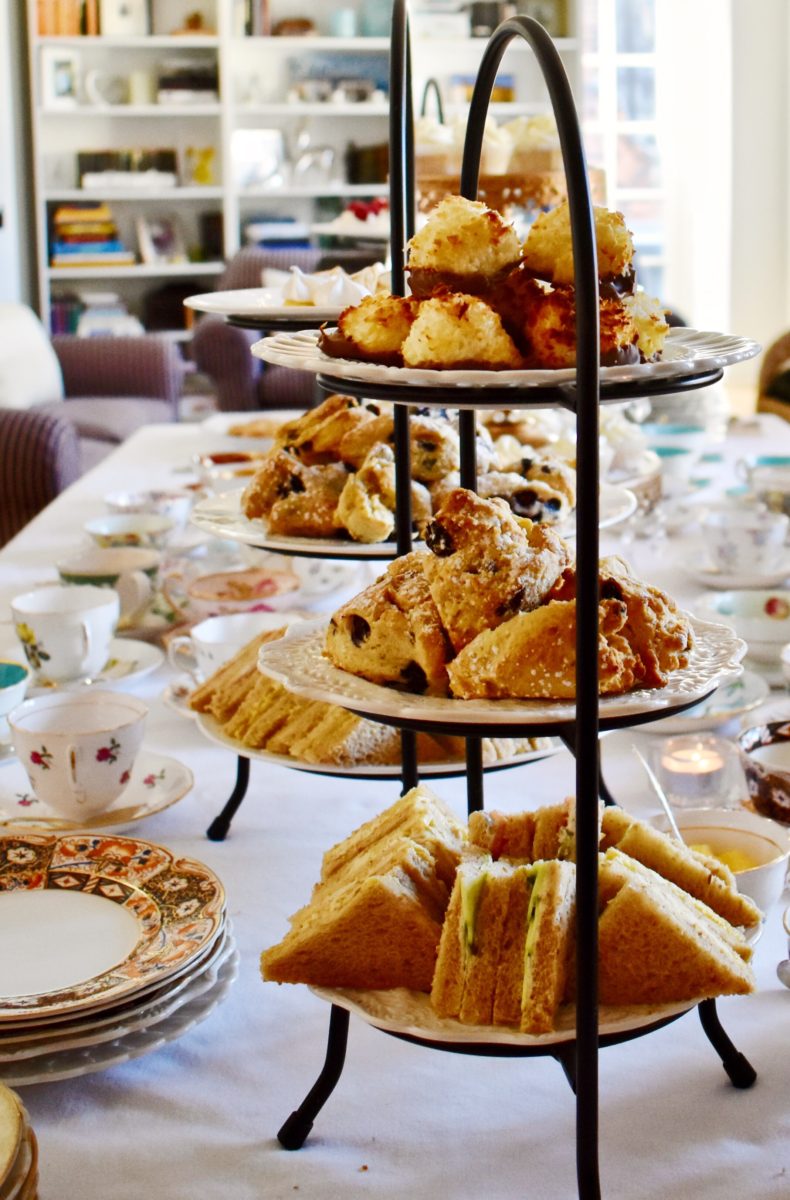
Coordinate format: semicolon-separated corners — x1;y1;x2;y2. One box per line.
253;328;760;407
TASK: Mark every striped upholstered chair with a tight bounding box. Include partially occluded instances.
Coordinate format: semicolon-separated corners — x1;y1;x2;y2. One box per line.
190;246;380;412
0;407;82;546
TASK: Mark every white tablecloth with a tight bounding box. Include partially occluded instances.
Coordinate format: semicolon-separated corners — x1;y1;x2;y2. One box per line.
0;416;788;1200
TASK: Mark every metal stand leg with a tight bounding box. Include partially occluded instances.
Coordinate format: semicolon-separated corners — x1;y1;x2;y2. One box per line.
465;736;484;815
206;754;251;842
553;1044;577;1094
698;999;757;1088
400;729;419;793
559;731;617;807
277;1005;351;1150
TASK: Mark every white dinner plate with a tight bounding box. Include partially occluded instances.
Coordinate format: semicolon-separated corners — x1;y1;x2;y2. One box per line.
680;552;790;591
257;615;747;728
310;985;694;1047
189;484;636;559
636;669;771;734
0;947;238;1085
194;711;561;778
184;286;343;323
252;328;761;399
0;749;193;831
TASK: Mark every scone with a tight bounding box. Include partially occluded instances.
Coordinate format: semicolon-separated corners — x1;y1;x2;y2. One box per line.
447;597;640;699
548;555;693;687
274;393;381;464
406;194;523;298
265;460;349;538
474;470;572;524
335;442;432;543
422;487;572;652
242;448;305;520
401;293;525;371
338;409;460;482
325;550;451;694
319;293;420;365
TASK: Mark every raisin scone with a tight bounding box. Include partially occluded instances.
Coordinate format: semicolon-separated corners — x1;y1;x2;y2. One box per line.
447;597;640;700
422;488;572;653
274;393;381;464
265;460;349;538
335;443;432;543
325;550;451;695
242;448;305;520
548;556;693;687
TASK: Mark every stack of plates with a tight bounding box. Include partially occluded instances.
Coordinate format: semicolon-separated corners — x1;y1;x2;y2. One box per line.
0;1084;37;1199
0;832;238;1086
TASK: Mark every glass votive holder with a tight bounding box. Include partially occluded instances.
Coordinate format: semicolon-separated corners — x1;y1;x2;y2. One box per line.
652;733;747;810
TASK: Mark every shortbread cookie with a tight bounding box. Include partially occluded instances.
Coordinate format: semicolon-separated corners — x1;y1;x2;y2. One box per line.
422;488;572;652
325;550;451;695
447;597;640;699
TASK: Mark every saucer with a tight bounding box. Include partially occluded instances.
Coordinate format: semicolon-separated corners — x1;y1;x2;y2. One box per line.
28;639;164;692
0;750;193;830
638;669;771;734
681;552;790;591
162;677;197;720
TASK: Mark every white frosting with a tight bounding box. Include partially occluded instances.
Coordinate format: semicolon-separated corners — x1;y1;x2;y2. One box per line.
281;263;389;307
504;114;560;152
414;115;455;151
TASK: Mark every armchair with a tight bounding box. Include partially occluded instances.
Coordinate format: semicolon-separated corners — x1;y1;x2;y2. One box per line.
0;303;187;471
190;246;381;412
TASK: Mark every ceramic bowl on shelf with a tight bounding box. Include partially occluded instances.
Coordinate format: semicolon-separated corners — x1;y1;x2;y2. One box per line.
692;590;790;663
650;805;790;915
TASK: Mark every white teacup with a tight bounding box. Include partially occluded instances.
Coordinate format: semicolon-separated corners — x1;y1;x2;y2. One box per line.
57;547;160;627
84;512;174;549
168;610;305;682
9;690;147;820
105;489;194;531
701;508;789;575
736;456;790;516
11;585;119;683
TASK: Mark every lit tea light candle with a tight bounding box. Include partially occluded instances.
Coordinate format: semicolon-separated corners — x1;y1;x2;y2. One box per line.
658;736;731;805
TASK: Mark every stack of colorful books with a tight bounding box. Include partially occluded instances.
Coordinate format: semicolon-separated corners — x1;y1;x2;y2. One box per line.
50;202;136;268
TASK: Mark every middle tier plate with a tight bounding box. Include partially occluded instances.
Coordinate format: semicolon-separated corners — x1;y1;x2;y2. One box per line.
189;484;637;559
257;616;747;729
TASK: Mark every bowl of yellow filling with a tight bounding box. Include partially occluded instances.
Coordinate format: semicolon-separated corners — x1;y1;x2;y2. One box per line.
650;806;790;916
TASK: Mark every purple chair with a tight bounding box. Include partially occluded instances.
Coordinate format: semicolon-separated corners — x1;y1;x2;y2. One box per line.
0;407;82;546
191;246;380;412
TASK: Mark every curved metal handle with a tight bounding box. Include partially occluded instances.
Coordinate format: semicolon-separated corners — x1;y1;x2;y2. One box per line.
420;77;444;123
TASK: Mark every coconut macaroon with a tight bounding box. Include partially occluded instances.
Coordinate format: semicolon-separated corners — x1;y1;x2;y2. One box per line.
401;293;525;370
522;200;635;291
622;290;670;361
406;195;523;297
319;293;419;365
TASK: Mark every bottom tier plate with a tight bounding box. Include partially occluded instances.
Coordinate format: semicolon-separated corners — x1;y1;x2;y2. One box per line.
310;985;693;1047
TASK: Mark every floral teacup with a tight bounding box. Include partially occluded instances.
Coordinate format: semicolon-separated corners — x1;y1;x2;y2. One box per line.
9;690;147;820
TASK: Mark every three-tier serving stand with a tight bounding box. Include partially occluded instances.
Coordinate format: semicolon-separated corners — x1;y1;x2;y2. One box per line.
191;8;759;1196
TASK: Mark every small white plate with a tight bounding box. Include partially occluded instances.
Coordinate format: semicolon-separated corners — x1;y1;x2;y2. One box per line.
162;678;197;720
0;749;193;830
681;553;790;591
637;669;771;734
184;286;342;323
28;639;164;693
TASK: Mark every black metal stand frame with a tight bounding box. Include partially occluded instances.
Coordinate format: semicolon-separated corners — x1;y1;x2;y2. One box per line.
248;4;756;1189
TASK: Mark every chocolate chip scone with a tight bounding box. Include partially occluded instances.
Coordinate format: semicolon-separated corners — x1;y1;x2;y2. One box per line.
325;550;451;695
422;488;572;653
447;597;640;699
339;410;461;483
548;555;693;687
265;460;349;538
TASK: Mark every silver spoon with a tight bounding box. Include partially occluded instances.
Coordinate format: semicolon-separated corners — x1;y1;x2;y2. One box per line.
631;744;683;842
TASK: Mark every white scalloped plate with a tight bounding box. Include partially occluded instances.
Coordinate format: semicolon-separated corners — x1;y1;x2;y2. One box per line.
310;986;693;1046
184;287;342;323
189;484;636;558
252;328;760;396
194;711;561;777
257;616;747;727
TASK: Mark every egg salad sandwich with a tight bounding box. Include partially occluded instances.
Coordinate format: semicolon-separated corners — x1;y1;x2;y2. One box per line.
261;785;466;992
431;853;576;1034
